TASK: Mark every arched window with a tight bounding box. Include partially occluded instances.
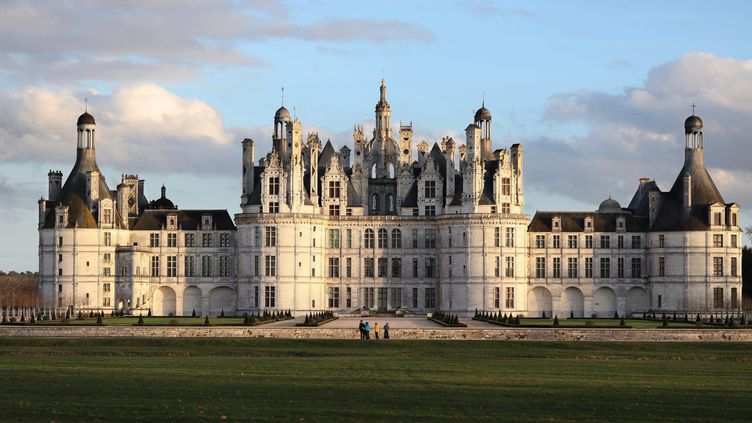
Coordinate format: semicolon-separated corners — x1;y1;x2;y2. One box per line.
378;228;388;248
391;229;402;249
371;193;380;214
371;164;377;179
364;229;374;249
385;193;394;213
388;163;395;179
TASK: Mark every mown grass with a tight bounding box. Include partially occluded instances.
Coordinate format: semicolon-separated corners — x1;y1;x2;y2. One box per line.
0;338;750;422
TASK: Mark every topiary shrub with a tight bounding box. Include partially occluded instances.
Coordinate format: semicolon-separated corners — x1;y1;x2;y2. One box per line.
614;311;619;319
137;315;145;326
553;315;559;326
541;310;546;319
29;314;36;324
192;309;196;317
96;315;104;326
220;309;225;318
570;310;574;319
148;308;152;317
204;316;210;326
620;317;626;327
662;314;668;327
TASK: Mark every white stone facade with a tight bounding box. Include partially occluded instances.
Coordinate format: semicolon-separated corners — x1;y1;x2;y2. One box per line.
38;83;742;317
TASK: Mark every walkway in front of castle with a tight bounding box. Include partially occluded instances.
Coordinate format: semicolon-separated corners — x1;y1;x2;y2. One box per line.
260;316;498;329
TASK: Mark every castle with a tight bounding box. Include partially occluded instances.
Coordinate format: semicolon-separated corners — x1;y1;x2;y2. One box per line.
38;81;743;317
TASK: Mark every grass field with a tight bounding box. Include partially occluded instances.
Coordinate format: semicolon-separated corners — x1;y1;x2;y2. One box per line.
0;338;751;422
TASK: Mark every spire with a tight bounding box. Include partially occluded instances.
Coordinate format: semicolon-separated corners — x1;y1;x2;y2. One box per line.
161;184;166;199
281;86;284;107
691;102;696;116
380;78;387;103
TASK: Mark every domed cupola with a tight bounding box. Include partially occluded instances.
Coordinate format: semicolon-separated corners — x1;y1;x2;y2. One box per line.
274;106;291;123
150;185;176;210
474;105;492;123
474;101;493;160
597;196;622;213
76;110;96;150
684;115;703;134
77;111;95;126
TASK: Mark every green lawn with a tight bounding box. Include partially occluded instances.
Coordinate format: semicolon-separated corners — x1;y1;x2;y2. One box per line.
0;338;750;422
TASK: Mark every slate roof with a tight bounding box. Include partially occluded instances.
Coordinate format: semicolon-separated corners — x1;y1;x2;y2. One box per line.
132;209;236;231
528;211;650;233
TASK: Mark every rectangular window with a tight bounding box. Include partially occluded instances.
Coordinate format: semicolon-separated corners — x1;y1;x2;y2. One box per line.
494;256;501;277
254;227;261;246
150;233;160;248
631;257;642;278
185;233;194;247
103;267;111;276
494;287;501;308
659;256;665;277
268;202;279;213
658;234;665;248
219;233;230;247
328;180;341;198
567;257;578;278
585;257;592;278
202;256;212;277
103;208;112;224
600;235;610;249
424;180;436;199
501;178;511;195
618;257;625;278
265;255;276;277
265;286;276;308
167;256;177;277
391;258;401;278
328;287;340;308
424;288;436;308
185;256;194;277
328;257;340;278
103;253;111;262
631;235;641;249
731;234;738;248
364;258;374;277
269;177;280;196
553;257;561;278
362;287;374;309
346;229;353;248
600;257;610;278
505;287;514;309
585;235;593;249
202;233;212;247
58;236;63;247
501;203;510;214
254;286;259;308
412;229;419;248
219;256;229;277
568;235;577;249
412;258;419;278
104;232;112;246
253;255;259;277
425;205;436;216
425;258;436;278
505;256;514;277
412;287;419;308
346;257;352;278
713;287;723;309
617;235;624;249
732;213;737;227
494;227;500;247
377;258;387;277
535;235;545;249
535;257;546;278
505;227;515;248
731;257;738;277
553;235;561;249
328;229;340;248
713;234;723;247
328;204;340;215
103;297;110;307
731;287;738;309
713;257;723;277
425;229;437;249
103;283;111;293
265;227;277;247
714;212;722;226
167;233;177;248
346;287;352;308
150;256;159;277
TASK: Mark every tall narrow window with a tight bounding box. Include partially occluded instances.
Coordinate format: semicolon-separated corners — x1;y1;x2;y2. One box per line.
391;229;402;248
268;177;280;195
265;227;277;247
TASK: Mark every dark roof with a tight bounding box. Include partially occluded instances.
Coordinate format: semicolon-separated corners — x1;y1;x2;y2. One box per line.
274;106;291;121
685;115;703;133
627;179;659;216
479;160;497;205
77;112;95;125
346;179;362;207
318;140;336;172
474;106;492;122
246;166;264;206
132;209;236;231
149;186;175;210
528;211;649;233
402;181;418;207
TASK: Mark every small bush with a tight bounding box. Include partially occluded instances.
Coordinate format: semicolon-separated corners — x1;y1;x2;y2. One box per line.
620;318;626;327
204;316;210;326
137;315;145;326
96;315;103;326
541;310;546;319
192;309;196;317
553;315;559;326
168;319;179;326
570;310;574;319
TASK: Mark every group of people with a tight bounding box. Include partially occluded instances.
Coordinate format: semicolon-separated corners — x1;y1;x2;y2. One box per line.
358;320;390;340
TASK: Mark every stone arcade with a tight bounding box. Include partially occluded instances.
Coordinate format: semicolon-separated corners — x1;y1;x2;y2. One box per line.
38;81;743;317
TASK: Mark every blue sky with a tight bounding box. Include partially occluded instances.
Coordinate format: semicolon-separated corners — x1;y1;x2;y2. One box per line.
1;0;751;271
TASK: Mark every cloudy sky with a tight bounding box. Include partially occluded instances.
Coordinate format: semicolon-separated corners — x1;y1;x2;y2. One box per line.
1;0;751;271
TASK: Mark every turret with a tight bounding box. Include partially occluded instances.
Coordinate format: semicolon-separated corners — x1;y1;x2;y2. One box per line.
287;119;304;209
273;105;291;165
339;145;351;168
682;172;692;215
465;124;481;163
474;103;492;160
308;133;321;207
38;197;47;228
399;123;413;166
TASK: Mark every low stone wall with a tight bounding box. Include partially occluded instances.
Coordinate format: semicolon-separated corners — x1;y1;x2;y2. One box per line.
1;326;752;341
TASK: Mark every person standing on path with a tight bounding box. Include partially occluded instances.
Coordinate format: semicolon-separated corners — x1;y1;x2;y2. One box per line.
364;321;371;339
358;320;365;340
383;322;390;339
374;322;380;340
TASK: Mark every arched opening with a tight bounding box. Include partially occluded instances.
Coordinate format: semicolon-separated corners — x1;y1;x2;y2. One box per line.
378;228;388;248
371;164;377;179
559;287;584;318
527;286;552;318
385;193;394;213
593;287;617;318
625;287;649;318
391;229;402;248
183;286;202;317
388;163;395;179
209;286;237;317
153;286;176;316
371;193;380;214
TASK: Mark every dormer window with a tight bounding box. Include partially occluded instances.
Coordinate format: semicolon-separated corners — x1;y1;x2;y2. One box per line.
616;217;626;232
167;214;177;230
202;215;212;230
585;217;593;231
552;216;561;231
